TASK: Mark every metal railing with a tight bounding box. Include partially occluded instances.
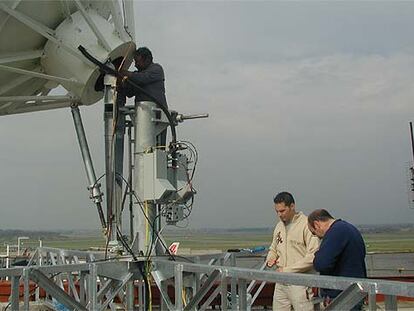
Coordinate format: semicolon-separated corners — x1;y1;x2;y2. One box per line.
0;247;413;310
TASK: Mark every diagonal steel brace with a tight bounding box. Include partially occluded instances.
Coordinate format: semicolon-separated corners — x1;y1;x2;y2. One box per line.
29;269;87;311
184;269;221;311
325;283;367;311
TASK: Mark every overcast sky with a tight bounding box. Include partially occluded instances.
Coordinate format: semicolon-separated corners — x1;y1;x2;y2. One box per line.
0;1;413;230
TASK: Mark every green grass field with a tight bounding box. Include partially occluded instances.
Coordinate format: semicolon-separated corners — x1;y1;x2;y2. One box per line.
364;231;414;253
0;230;413;253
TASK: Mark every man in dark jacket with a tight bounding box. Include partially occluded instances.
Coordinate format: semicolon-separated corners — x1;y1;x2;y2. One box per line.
120;46;167;108
120;47;168;145
308;209;367;310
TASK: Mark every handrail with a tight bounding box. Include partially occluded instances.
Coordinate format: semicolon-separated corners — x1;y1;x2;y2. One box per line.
153;259;414;298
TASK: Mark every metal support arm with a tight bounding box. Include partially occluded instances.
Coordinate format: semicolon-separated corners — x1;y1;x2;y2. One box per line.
71;105;106;230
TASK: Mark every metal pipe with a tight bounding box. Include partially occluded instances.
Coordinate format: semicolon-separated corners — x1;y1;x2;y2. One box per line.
127;123;134;241
103;73;126;247
113;99;126;239
133;101;158;254
410;122;414;164
104;104;115;239
176;113;209;123
71;105;106;229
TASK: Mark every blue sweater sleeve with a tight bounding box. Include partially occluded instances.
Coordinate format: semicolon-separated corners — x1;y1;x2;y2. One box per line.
314;224;348;274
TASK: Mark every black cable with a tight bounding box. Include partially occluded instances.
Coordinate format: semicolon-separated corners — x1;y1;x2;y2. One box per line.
146;209;165;262
115;226;150;310
120;181;129;213
151;254;195;263
115;173;176;262
179;141;198;181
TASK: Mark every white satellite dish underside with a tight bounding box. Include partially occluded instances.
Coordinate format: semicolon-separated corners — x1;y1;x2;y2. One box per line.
0;0;136;116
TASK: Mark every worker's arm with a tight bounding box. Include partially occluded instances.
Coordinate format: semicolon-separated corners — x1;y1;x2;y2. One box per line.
266;227;280;267
123;64;164;86
118;81;135;98
283;226;320;273
313;225;347;274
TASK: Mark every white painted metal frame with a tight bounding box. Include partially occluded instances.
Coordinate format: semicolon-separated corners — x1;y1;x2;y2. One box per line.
59;0;73;21
0;50;43;64
122;0;136;41
107;0;130;42
0;64;82;86
73;0;112;52
0;95;80;115
0;2;86;62
0;74;34;96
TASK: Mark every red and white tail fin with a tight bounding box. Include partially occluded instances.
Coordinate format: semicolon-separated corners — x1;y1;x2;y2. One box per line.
168;242;180;255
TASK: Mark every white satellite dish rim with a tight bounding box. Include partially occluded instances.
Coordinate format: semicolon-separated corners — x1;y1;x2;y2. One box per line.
0;0;136;116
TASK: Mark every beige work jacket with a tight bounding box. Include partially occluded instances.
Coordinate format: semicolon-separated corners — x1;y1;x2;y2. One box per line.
266;212;319;273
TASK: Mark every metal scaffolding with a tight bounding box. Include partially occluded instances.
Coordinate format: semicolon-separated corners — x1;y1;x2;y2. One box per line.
0;247;413;310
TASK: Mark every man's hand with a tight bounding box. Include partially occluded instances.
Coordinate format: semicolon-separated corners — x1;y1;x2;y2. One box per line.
266;258;276;267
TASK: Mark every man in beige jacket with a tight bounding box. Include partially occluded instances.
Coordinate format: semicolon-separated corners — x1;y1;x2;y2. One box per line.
266;192;319;311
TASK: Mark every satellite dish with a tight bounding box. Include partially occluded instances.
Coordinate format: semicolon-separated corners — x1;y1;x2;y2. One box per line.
0;0;136;116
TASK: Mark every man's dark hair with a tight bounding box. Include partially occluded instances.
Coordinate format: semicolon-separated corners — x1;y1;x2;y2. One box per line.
135;47;153;62
273;192;295;206
308;209;334;225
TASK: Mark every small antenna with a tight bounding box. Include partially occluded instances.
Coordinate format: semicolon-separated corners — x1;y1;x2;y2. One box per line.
408;122;414;208
410;122;414;164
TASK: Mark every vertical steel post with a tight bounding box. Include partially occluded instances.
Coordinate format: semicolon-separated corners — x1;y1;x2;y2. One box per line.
88;264;97;310
103;73;125;246
11;275;20;311
239;278;247;311
175;264;184;310
367;289;377;311
6;245;9;281
384;295;397;311
23;268;30;311
127;123;134;241
160;281;168;311
133;101;158;254
80;271;86;305
221;272;228;311
113;100;126;236
230;253;237;308
138;280;144;311
104;103;115;240
126;280;135;311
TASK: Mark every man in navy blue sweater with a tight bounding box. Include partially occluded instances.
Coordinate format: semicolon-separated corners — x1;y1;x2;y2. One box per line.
307;209;367;310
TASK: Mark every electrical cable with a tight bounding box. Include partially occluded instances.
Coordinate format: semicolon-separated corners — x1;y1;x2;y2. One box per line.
149;223;167;257
178;141;199;182
115;173;176;261
115;226;150;311
141;140;199;256
145;209;166;263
